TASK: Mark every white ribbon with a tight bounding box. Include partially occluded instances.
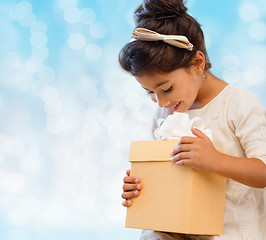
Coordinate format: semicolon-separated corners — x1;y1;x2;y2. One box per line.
131;28;193;51
154;112;212;140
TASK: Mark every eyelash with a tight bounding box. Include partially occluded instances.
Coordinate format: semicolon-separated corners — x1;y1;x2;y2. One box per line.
163;86;173;93
147;86;173;95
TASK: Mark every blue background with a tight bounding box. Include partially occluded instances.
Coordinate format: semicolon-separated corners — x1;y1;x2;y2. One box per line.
0;0;265;239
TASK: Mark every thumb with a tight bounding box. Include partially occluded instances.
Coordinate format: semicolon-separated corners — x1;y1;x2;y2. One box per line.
191;127;208;139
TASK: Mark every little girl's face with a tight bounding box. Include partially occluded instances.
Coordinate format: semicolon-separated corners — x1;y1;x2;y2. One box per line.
136;67;203;112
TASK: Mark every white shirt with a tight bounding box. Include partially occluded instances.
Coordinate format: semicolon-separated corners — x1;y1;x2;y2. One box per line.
152;85;266;239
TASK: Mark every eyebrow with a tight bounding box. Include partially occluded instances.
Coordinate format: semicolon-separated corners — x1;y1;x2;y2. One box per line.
142;81;169;91
156;81;169;88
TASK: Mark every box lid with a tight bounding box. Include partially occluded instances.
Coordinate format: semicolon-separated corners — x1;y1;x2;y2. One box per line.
128;139;179;162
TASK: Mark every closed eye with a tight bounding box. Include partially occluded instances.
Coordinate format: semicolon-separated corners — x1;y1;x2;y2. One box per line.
163;86;173;93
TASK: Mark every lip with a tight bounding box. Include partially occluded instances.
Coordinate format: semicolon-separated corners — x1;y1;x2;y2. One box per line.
168;102;181;111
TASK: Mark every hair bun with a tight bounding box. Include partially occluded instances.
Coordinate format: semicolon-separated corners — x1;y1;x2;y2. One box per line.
141;0;187;18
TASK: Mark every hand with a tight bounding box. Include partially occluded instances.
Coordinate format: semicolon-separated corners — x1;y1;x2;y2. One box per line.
171;127;221;172
121;169;142;207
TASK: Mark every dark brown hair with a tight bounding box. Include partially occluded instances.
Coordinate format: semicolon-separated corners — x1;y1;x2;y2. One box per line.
119;0;211;76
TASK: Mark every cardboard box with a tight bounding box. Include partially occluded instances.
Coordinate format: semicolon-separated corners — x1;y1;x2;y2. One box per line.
126;139;226;235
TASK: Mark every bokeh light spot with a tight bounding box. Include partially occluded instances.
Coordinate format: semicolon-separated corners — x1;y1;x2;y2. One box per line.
4;53;21;70
222;68;240;84
38;66;55;83
19;12;36;27
46;114;66;134
125;93;143;111
41;86;59;102
7;174;26;194
21;152;42;173
30;21;47;33
89;22;107;39
249;45;266;65
44;101;63;115
77;192;96;211
0;169;9;189
64;8;81;23
222;54;240;69
107;108;125;123
30;32;48;48
68;33;86;50
80;8;96;25
26;56;43;73
249;21;266;41
85;108;104;122
8;207;30;225
14;71;36;90
88;97;106;109
85;44;103;61
31;46;49;61
238;2;260;22
59;0;78;11
243;66;265;86
10;1;32;21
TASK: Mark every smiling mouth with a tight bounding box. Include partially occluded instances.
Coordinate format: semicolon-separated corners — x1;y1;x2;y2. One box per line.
168;102;181;111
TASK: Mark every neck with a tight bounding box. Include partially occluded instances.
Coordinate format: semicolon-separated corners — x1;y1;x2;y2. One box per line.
190;71;228;110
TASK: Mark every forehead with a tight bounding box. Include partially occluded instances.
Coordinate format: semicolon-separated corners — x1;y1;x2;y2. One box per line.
136;72;167;87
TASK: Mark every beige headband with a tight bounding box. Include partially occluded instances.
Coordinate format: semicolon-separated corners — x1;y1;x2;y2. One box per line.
130;28;193;51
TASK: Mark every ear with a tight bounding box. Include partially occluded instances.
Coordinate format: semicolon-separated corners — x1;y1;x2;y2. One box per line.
190;51;206;75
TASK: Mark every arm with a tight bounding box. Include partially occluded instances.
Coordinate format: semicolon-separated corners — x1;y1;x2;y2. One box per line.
217;152;266;188
171;127;266;188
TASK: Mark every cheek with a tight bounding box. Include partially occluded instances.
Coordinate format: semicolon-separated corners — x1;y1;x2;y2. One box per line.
174;82;197;99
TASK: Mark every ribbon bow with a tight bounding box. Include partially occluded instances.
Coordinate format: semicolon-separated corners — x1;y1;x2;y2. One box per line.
154;112;212;140
131;28;193;51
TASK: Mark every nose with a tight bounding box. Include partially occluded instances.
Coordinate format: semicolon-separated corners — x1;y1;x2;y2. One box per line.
151;93;169;108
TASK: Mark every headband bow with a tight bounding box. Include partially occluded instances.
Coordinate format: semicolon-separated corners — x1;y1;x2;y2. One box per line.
131;28;193;51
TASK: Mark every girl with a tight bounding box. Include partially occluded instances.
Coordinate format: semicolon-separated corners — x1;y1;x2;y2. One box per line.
119;0;266;239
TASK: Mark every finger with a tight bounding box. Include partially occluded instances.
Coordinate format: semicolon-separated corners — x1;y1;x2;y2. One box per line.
126;169;130;176
191;127;208;139
121;190;140;200
123;183;142;192
171;152;191;163
123;176;140;184
122;199;132;207
171;143;191;156
178;136;196;144
175;159;191;166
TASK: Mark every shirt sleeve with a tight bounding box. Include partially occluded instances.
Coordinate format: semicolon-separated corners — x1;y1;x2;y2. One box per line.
228;88;266;164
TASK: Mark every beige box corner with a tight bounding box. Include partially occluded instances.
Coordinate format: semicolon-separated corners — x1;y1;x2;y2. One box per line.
126;139;226;235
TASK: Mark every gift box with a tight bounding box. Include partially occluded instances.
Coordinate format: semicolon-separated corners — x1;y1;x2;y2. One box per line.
125;139;226;235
